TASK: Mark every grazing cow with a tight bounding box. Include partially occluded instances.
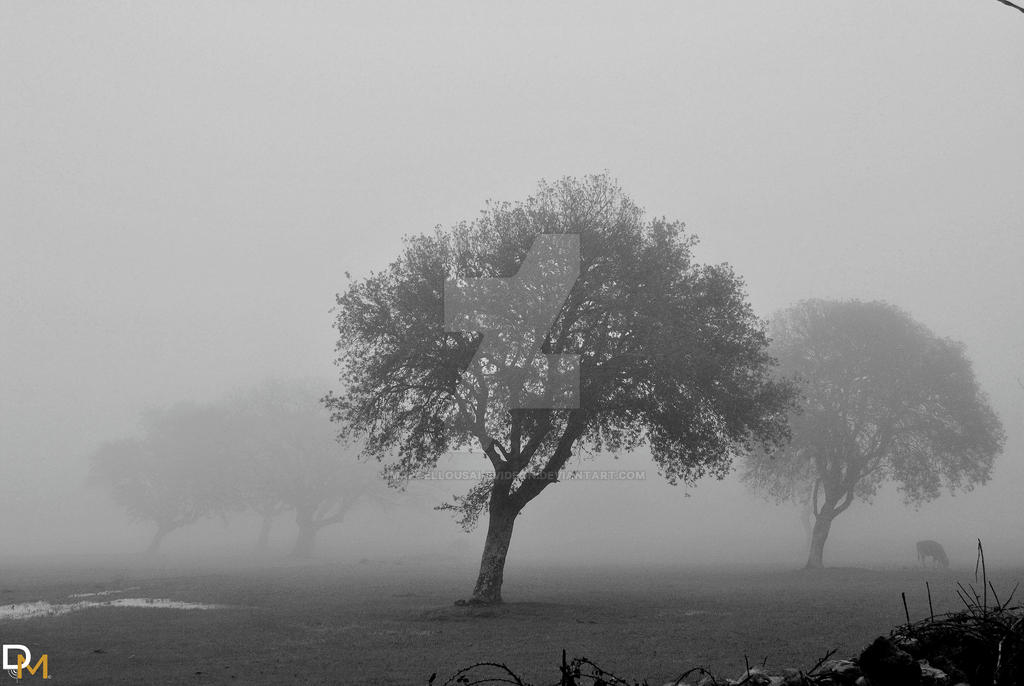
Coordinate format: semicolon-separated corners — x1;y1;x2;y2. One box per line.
916;540;949;568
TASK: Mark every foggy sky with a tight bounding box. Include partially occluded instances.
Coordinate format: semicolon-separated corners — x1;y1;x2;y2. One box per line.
2;2;1022;565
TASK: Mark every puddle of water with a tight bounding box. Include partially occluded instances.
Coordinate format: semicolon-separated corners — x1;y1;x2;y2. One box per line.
67;587;140;599
105;598;224;610
0;598;227;620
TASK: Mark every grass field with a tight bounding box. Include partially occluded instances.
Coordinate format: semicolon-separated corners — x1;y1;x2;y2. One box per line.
2;557;1016;685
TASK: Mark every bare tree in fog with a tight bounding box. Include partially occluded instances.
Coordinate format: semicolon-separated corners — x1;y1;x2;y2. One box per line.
88;403;241;554
742;300;1005;569
226;381;381;558
326;174;795;604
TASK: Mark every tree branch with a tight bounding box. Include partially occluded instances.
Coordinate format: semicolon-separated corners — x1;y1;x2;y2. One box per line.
508;416;554;472
480;436;509;470
994;0;1024;16
510;411;522;462
511;412;585;509
833;489;855;516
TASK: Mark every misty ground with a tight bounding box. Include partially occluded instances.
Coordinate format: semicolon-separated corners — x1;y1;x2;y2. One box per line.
3;556;1012;685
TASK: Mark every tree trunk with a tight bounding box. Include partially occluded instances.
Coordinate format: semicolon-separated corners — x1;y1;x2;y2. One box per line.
255;513;274;553
805;511;834;569
467;505;517;605
146;523;173;556
292;508;318;558
800;503;814;550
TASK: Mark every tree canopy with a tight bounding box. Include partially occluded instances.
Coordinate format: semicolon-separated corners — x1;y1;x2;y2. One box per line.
742;299;1005;568
326;174;795;602
88;402;241;554
89;382;381;557
226;380;381;557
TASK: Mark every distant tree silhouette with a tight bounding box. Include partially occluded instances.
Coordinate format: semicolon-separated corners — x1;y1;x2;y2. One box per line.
90;384;383;558
226;380;382;558
742;300;1005;569
89;403;240;554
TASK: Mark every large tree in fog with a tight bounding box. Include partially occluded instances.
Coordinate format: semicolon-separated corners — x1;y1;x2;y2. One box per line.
89;403;240;554
227;381;381;557
326;174;794;604
742;300;1005;569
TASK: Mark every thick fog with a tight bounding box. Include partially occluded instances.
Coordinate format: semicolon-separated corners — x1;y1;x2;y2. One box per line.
2;1;1022;571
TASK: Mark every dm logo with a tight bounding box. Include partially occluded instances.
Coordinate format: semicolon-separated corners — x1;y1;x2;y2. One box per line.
2;646;49;680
